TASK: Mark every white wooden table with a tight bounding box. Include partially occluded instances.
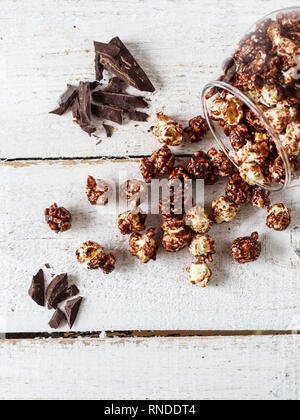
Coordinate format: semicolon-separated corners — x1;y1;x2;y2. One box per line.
0;0;299;400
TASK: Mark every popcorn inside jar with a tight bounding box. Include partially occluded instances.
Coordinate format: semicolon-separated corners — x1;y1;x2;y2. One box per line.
202;7;300;192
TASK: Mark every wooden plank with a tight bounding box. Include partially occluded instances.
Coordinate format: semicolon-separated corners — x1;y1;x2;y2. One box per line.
0;0;287;158
0;335;298;400
1;159;299;332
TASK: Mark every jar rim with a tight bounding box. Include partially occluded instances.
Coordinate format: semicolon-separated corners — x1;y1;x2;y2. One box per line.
202;81;292;192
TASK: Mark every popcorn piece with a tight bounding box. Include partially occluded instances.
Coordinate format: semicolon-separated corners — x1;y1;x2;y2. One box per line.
264;101;297;134
184;205;214;234
76;241;116;273
185;116;208;143
207;148;235;177
231;232;261;264
269;157;286;184
239;161;270;186
280;122;300;157
228;123;252;150
129;227;159;263
277;11;300;31
140;146;175;183
260;84;283;107
251;187;271;208
118;210;147;235
212;196;240;224
44;203;72;233
120;180;147;207
86;176;113;206
187;260;212;287
189;234;216;262
152;112;184;146
225;173;252;204
230;140;270;167
268;23;298;57
187;151;215;181
245;109;265;131
266;204;291;231
162;218;191;253
210;95;244;126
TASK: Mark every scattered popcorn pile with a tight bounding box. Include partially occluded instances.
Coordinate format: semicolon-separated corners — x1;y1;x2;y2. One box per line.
207;10;300;189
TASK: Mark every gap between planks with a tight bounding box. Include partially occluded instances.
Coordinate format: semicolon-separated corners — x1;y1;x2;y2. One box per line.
4;330;300;340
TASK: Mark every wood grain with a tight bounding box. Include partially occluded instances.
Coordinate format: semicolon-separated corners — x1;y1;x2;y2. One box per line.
1;159;299;333
0;0;289;158
0;335;298;400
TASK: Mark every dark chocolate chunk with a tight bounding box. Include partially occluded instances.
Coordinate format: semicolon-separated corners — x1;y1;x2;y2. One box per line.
104;77;123;93
65;297;83;329
94;37;155;92
90;81;100;91
46;273;68;310
78;81;92;125
93;41;120;58
71;96;80;120
91;104;123;125
49;85;78;116
95;54;104;82
128;110;149;122
50;284;80;310
79;123;97;136
92;91;148;110
49;309;66;329
28;269;45;307
103;124;114;138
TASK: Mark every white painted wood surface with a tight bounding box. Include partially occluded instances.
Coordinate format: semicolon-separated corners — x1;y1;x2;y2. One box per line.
0;0;292;158
1;159;299;333
0;335;298;400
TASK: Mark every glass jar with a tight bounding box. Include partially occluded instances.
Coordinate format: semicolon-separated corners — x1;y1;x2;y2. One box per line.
202;7;300;192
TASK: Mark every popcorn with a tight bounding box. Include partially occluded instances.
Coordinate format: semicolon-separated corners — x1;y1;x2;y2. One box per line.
228;123;252;150
225;173;252;204
264;101;297;134
185;116;208;143
187;261;212;287
239;161;270;186
211;95;244;126
266;204;291;231
129;227;159;263
189;235;216;262
207;148;235;177
187;151;214;180
280;122;300;157
212;196;240;224
76;241;116;273
162;218;191;253
231;232;261;264
268;23;298;57
251;187;271;208
152;112;184;146
120;180;147;208
269;156;286;184
184;205;214;234
140;146;175;183
86;176;113;206
260;84;283;107
118;210;147;235
44;203;72;233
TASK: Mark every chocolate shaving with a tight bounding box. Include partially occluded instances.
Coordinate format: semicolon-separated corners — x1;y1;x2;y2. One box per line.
95;53;104;82
104;77;123;93
71;82;96;136
92;91;148;110
46;273;68;310
65;297;83;329
91;104;123;125
103;124;114;138
49;284;80;310
94;37;155;92
28;269;45;307
49;84;78;116
128;110;149;122
49;309;66;329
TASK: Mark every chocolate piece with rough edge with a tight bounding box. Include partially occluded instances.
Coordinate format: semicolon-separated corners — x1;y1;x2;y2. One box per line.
46;273;68;310
93;41;120;58
49;284;80;310
104;77;124;93
103;124;114;138
49;309;66;329
78;81;92;126
90;81;100;91
92;91;148;109
65;297;83;329
94;37;155;92
95;54;104;82
28;269;45;307
49;84;78;116
91;104;123;125
129;110;149;122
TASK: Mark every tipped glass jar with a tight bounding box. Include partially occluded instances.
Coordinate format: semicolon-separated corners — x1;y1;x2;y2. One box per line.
202;7;300;192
